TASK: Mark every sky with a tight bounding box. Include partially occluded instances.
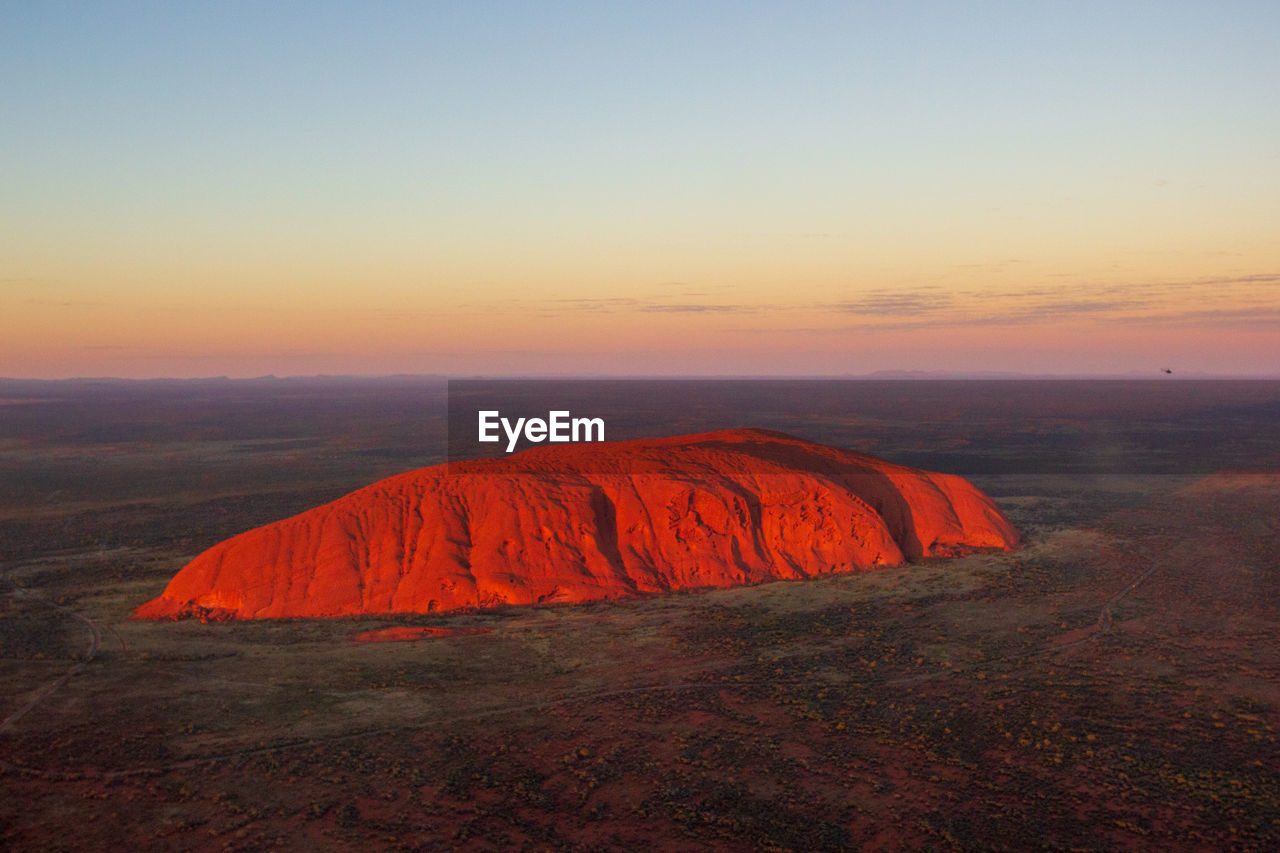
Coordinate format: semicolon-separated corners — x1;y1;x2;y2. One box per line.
3;0;1279;378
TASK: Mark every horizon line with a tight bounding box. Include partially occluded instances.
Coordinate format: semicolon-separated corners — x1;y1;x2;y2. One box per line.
4;371;1280;383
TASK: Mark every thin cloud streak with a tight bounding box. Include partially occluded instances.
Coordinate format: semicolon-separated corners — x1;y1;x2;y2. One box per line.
830;291;954;315
1121;307;1280;327
637;304;758;314
729;273;1280;333
443;272;1280;332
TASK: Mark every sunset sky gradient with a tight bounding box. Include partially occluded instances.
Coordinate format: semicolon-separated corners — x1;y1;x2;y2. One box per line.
4;1;1278;377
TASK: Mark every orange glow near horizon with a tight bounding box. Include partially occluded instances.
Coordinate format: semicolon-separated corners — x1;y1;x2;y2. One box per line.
5;233;1279;377
5;271;1278;378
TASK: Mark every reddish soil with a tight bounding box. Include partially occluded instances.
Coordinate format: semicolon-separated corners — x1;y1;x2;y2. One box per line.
351;626;493;643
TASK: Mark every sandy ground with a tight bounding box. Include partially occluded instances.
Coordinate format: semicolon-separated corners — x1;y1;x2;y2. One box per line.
2;472;1279;850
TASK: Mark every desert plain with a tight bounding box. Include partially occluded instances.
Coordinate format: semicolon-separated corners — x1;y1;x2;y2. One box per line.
3;377;1279;851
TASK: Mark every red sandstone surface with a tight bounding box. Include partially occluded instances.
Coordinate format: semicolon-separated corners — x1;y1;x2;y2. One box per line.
133;429;1018;620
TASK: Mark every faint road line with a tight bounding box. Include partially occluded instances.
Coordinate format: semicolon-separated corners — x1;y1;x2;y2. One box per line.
1095;546;1160;633
0;574;100;735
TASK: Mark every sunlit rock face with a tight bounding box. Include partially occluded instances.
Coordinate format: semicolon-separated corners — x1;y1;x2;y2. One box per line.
133;429;1019;620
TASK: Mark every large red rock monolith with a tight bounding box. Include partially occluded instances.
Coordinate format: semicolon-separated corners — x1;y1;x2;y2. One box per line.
134;429;1018;620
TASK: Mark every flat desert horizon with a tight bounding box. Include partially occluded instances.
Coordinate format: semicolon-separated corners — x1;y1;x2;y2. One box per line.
3;377;1280;850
